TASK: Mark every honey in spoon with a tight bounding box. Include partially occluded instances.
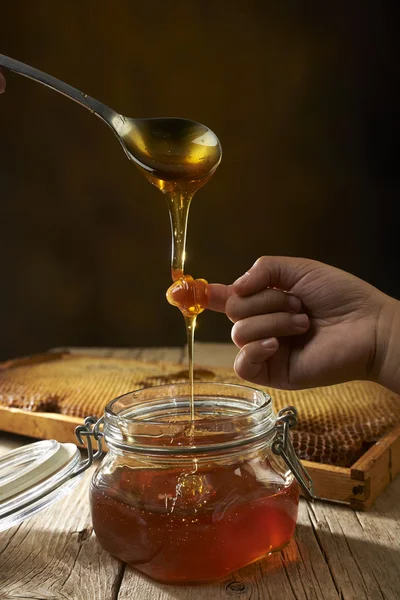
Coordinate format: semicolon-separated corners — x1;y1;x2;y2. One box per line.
116;117;221;182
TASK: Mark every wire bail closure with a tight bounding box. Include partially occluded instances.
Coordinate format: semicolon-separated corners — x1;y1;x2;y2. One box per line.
272;406;315;501
75;409;314;500
74;416;105;475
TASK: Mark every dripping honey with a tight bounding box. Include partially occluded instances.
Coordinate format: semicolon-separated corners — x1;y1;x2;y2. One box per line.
141;169;215;420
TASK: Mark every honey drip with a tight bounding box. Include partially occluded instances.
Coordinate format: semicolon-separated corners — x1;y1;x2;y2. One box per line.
136;125;221;420
166;270;209;419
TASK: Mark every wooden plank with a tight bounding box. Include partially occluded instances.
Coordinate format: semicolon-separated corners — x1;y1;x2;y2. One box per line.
351;423;400;510
285;508;340;600
0;406;82;445
301;461;359;504
351;426;400;478
351;425;400;480
0;469;123;599
307;481;400;599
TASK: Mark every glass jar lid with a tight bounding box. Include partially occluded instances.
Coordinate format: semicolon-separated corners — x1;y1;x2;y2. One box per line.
0;439;84;532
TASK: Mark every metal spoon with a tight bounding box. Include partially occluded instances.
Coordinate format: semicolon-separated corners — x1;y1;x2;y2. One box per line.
0;53;222;181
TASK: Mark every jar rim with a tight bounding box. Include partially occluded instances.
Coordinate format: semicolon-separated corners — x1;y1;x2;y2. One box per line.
103;381;275;455
105;381;272;424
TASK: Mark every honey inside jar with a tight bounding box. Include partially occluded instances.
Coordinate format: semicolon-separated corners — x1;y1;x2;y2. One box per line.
91;461;298;583
89;383;300;583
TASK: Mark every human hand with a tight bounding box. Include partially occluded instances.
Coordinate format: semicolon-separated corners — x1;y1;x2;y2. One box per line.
0;68;6;93
208;257;400;392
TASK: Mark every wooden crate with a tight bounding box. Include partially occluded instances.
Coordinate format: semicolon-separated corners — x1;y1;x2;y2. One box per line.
304;422;400;509
1;350;400;510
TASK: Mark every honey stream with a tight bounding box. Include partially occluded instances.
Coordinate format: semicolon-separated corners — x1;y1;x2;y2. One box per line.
143;174;217;420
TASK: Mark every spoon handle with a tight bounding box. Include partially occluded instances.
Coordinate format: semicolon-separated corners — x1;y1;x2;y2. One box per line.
0;53;118;129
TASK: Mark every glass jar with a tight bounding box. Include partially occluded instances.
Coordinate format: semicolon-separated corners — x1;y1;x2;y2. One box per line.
88;382;312;584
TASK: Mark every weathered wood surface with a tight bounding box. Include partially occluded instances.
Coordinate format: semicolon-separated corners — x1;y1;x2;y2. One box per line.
1;344;399;600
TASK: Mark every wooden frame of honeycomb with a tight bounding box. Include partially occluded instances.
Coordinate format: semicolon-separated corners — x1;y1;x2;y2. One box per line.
1;352;400;510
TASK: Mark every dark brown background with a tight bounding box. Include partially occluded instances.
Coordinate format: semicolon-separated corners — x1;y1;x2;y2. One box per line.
0;2;398;360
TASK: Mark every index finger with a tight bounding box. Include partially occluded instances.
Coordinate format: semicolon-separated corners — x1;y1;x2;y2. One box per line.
207;283;235;313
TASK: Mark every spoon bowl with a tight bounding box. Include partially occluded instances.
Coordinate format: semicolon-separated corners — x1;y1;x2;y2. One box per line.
114;116;221;181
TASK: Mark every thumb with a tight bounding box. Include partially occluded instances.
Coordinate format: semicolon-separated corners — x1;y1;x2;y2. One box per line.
232;256;318;297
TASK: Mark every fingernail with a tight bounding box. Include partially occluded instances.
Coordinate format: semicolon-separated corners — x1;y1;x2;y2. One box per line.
288;294;302;312
233;272;250;286
292;313;309;328
261;338;279;349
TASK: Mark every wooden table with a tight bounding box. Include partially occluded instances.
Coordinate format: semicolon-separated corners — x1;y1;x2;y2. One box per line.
0;344;399;600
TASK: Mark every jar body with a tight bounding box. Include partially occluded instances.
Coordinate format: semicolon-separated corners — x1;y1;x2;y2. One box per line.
90;383;299;583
